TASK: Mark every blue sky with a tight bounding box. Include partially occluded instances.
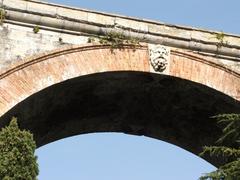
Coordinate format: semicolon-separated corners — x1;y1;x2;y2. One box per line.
36;0;240;179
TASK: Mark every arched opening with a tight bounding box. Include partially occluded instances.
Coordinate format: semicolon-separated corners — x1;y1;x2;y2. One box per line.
36;133;217;180
1;71;239;167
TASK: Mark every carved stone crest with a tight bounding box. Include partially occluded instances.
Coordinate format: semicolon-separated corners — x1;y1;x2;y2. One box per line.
149;44;170;72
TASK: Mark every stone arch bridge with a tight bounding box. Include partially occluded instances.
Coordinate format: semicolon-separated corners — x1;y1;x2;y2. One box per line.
0;0;240;167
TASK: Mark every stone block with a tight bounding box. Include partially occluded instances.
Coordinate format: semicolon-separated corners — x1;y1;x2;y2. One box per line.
148;24;191;40
40;16;64;29
26;2;57;16
56;7;88;22
190;30;215;43
115;17;148;32
3;0;27;10
87;13;115;26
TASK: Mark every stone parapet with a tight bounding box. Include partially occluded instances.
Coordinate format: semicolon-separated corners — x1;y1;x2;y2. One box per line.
1;0;240;59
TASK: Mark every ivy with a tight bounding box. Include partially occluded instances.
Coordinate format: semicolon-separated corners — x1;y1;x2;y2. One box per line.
33;26;40;34
88;31;140;52
215;32;228;47
0;8;6;25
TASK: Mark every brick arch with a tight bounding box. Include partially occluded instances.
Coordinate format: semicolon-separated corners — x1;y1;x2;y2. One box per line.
0;44;150;117
0;44;239;117
0;44;239;167
170;49;240;101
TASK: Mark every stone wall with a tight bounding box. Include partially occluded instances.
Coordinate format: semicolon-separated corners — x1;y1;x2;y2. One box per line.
0;23;89;69
0;0;240;72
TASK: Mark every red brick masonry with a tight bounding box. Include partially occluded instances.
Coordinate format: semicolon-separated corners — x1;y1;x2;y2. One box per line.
0;44;239;117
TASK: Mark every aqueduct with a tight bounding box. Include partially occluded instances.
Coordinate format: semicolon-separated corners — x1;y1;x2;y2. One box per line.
0;0;240;167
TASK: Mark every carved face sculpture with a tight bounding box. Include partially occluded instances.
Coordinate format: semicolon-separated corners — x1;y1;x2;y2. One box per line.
149;45;170;72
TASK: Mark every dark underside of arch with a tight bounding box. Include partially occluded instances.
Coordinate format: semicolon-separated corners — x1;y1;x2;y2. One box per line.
0;71;239;167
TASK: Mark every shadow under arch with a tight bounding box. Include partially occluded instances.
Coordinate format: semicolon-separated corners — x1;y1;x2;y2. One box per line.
0;71;239;167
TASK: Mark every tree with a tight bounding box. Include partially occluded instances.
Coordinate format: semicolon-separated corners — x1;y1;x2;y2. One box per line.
0;117;39;180
200;114;240;180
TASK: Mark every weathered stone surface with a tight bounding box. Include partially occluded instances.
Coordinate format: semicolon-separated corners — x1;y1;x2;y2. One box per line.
0;23;89;69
